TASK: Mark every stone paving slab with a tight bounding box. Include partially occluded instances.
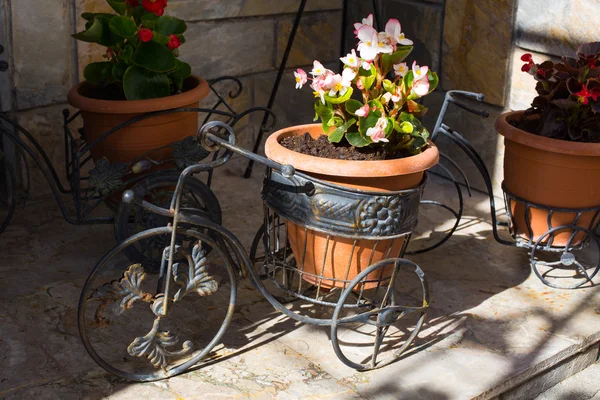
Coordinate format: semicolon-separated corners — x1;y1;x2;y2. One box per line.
1;162;599;399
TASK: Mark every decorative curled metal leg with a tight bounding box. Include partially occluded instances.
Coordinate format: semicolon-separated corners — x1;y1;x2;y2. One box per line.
330;258;429;371
79;226;236;382
530;225;600;289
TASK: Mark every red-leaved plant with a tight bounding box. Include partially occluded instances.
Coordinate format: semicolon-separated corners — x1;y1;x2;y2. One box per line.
73;0;191;100
517;42;600;142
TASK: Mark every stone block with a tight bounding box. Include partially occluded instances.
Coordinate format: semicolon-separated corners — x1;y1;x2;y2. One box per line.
276;11;342;69
377;0;443;74
515;0;600;58
441;0;516;107
169;0;343;21
182;19;275;79
12;0;75;110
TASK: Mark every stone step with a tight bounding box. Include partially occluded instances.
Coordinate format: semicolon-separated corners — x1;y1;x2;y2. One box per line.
534;361;600;400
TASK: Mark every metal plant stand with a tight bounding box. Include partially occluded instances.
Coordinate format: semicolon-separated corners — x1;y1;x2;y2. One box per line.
0;77;276;259
425;91;600;289
77;121;430;381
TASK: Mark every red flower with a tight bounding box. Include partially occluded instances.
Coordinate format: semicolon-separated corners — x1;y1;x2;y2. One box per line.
142;0;167;14
521;53;533;62
536;68;548;79
521;63;532;72
167;34;181;50
574;85;600;105
126;0;139;6
138;28;153;43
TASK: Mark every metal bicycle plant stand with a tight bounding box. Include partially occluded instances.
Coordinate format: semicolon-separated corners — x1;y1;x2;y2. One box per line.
77;121;430;381
0;77;276;261
426;91;600;289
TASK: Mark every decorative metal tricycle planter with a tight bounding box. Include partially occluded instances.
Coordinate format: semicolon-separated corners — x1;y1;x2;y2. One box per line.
77;121;430;381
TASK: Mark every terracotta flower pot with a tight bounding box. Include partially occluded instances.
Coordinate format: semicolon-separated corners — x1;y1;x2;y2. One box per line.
496;111;600;246
67;75;210;164
264;124;439;289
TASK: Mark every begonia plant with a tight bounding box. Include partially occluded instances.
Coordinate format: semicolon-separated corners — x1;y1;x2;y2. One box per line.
517;42;600;142
294;15;439;154
73;0;191;100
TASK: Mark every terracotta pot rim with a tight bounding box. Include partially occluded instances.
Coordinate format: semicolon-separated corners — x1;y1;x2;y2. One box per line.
265;123;440;178
67;75;210;114
496;111;600;156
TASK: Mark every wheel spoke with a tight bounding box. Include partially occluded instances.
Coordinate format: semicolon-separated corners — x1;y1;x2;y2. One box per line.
336;305;427;327
371;325;389;368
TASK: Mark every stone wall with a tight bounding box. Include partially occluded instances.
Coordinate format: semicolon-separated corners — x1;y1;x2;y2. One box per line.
9;0;342;196
7;0;600;198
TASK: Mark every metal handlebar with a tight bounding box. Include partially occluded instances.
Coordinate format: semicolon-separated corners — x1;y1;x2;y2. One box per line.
432;90;489;142
199;121;295;178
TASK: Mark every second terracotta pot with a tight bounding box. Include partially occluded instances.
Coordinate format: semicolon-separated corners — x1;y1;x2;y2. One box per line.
496;111;600;246
265;124;439;289
67;75;210;164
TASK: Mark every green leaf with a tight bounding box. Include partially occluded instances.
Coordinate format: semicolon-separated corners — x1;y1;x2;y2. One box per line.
133;40;177;72
346;130;372;147
314;102;334;132
172;77;184;91
324;88;353;104
84;62;113;85
73;17;104;44
427;71;439;94
345;99;363;115
385;117;395;137
119;44;134;62
123;66;171;100
141;13;158;29
403;71;415;94
397;121;414;133
411;136;427;152
382;79;396;94
109;15;137;38
358;109;382;136
112;62;128;82
155;16;187;36
358;63;377;91
152;32;171;45
81;12;114;21
328;118;356;143
107;0;127;15
169;60;192;79
328;116;344;127
381;46;413;72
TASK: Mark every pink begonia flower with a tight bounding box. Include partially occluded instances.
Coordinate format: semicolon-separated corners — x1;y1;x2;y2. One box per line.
385;19;413;46
356;78;364;90
353;14;374;35
382;92;393;103
412;61;429;81
357;26;389;61
361;60;372;71
394;62;408;77
355;103;370;117
392;86;403;102
340;49;360;68
294;69;307;89
328;68;356;97
412;77;430;97
311;60;327;76
366;117;389;143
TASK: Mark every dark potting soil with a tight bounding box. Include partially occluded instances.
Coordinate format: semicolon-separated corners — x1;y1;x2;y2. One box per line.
280;132;404;161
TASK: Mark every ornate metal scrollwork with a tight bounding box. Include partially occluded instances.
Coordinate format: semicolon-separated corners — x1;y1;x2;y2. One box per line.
91;264;153;326
172;243;219;301
173;136;210;170
89;157;127;196
127;318;193;369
